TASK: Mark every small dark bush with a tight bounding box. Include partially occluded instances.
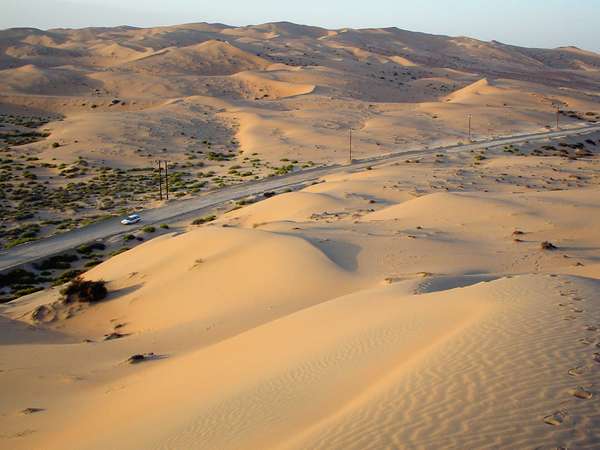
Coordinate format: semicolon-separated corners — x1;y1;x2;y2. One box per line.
142;226;156;233
52;142;60;148
34;253;78;271
0;268;37;287
60;277;107;303
53;269;83;286
192;215;216;225
541;241;558;250
76;242;106;255
84;260;102;268
111;247;129;257
159;224;169;229
12;286;44;298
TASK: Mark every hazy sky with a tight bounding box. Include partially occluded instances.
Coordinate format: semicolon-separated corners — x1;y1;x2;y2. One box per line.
3;0;600;52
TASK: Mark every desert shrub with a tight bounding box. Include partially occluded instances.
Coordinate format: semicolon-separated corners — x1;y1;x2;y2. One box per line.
76;242;106;255
192;215;216;225
84;260;102;268
273;164;294;175
12;286;44;298
0;268;38;287
60;277;107;303
142;226;156;233
53;269;83;286
5;237;38;248
34;253;78;271
123;234;135;241
159;224;169;229
111;247;129;257
52;142;60;148
541;241;558;250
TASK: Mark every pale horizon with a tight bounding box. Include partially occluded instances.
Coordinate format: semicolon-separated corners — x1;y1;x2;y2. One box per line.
3;0;600;53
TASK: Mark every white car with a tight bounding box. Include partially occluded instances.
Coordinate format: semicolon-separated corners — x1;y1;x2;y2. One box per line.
121;214;141;225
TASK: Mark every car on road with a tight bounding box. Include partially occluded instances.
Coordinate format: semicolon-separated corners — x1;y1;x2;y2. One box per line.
121;214;141;225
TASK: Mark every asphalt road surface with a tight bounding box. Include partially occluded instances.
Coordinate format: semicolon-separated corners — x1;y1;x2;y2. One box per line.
1;124;599;272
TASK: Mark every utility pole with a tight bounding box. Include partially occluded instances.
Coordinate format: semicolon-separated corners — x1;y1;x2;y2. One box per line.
468;114;472;141
349;128;352;164
164;160;169;200
157;160;163;201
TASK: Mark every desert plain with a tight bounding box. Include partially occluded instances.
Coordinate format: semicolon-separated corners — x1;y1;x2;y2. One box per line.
1;21;600;449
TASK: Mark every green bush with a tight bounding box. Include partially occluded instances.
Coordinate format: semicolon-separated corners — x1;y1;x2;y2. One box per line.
0;268;38;287
76;242;106;255
12;286;44;298
52;269;83;286
142;226;156;233
192;215;216;225
34;254;78;271
111;247;129;257
60;277;107;303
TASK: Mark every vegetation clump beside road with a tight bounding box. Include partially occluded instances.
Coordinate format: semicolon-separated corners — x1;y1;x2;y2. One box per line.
0;113;320;250
192;215;216;225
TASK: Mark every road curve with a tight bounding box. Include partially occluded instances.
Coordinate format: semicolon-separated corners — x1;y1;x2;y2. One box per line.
1;124;599;272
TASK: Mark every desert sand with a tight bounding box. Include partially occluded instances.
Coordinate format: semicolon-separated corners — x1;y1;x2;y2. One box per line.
1;21;600;450
1;22;600;248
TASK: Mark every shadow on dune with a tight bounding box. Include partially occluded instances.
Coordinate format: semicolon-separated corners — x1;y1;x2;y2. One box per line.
105;283;143;301
270;230;362;272
308;238;362;272
0;315;70;345
414;274;503;295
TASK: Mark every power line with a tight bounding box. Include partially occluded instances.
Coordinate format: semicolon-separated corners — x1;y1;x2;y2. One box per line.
164;160;169;200
349;128;353;164
468;114;472;141
156;160;163;201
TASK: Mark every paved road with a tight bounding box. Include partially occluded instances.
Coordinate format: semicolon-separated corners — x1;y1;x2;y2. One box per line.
1;124;599;272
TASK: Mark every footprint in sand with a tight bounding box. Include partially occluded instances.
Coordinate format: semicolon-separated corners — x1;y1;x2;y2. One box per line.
563;316;577;321
579;338;594;346
571;308;584;313
544;410;568;426
593;353;600;364
585;325;598;332
570;386;593;400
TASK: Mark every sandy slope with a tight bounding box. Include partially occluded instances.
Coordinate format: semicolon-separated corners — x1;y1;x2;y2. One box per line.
2;20;600;449
1;21;600;242
3;129;600;448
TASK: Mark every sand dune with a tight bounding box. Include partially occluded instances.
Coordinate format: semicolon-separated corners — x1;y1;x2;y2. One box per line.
123;40;270;76
2;20;600;450
74;227;361;336
224;191;360;226
232;71;315;99
0;64;96;95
